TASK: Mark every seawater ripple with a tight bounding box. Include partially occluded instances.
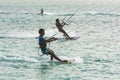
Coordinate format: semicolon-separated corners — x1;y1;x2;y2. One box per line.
0;5;120;80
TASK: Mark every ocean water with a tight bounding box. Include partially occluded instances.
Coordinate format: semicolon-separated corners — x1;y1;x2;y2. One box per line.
0;4;120;80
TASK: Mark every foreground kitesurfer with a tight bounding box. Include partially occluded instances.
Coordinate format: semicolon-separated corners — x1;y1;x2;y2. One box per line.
38;28;69;63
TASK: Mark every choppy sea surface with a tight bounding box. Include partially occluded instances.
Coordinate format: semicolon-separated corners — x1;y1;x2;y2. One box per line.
0;5;120;80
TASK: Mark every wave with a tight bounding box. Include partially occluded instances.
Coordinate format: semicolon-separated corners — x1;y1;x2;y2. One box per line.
0;55;39;63
44;12;74;16
0;36;38;39
0;33;38;39
41;11;120;17
1;11;120;17
59;56;83;63
0;29;76;39
0;12;36;15
0;12;73;16
84;12;120;17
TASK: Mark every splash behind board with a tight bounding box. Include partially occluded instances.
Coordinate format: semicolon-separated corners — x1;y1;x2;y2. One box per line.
57;36;80;41
65;59;75;64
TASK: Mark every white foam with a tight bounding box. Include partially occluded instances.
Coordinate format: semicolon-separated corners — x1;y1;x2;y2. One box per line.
59;56;83;63
22;56;39;62
0;33;37;39
40;55;49;59
70;56;83;63
45;28;77;38
44;12;73;16
3;55;39;62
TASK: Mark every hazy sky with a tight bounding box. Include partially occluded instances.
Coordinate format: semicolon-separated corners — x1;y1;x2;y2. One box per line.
0;0;120;6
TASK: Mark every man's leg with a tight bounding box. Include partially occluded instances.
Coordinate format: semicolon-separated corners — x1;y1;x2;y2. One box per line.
61;30;71;39
64;33;71;39
50;55;53;61
47;48;69;63
48;49;62;62
63;30;71;39
49;51;69;63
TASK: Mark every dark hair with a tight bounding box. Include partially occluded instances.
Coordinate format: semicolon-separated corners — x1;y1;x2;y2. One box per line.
39;28;44;34
56;18;59;22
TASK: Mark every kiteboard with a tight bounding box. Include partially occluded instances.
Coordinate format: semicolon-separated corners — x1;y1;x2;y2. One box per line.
57;36;80;41
63;59;75;64
69;36;80;40
60;56;83;64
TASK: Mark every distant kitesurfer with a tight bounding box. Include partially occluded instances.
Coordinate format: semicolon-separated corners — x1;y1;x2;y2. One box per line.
37;8;44;16
38;28;68;63
41;9;43;16
55;18;71;40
